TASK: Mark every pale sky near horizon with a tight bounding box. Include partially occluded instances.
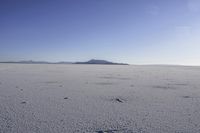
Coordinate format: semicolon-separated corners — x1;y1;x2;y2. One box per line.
1;0;200;65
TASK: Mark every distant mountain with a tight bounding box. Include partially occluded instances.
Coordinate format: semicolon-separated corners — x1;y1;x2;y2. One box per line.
0;59;128;65
0;60;73;64
75;59;128;65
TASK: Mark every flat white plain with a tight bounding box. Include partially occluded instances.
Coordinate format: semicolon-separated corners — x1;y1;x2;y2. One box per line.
0;64;200;133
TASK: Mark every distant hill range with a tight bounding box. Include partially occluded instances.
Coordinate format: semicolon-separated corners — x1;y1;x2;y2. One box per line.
0;60;73;64
0;59;128;65
75;59;128;65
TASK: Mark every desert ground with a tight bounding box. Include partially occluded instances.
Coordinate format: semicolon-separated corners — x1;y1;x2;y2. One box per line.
0;64;200;133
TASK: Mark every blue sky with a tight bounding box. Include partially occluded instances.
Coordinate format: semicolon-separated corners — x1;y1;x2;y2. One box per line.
1;0;200;65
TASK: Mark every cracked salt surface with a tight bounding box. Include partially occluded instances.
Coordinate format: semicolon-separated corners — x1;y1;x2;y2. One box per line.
0;64;200;133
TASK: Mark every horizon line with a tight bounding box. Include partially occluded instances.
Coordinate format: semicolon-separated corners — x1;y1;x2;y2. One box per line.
0;60;200;67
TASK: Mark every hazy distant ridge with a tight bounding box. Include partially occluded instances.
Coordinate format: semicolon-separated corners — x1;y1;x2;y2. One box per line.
0;60;73;64
0;59;128;65
75;59;128;65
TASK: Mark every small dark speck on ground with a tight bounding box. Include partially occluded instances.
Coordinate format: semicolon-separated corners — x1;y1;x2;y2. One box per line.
115;98;123;103
21;101;26;104
59;85;63;87
110;98;126;103
182;96;192;98
20;89;23;91
96;131;104;133
64;97;68;99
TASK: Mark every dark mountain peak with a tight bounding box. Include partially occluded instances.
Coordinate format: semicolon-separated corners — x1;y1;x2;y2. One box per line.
75;59;128;65
87;59;113;64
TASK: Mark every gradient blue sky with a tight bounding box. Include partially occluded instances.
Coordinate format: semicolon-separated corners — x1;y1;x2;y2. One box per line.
1;0;200;65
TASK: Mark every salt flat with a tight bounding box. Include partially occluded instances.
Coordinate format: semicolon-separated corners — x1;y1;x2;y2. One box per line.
0;64;200;133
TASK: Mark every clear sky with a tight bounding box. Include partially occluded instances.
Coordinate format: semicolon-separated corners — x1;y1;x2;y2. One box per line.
1;0;200;65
